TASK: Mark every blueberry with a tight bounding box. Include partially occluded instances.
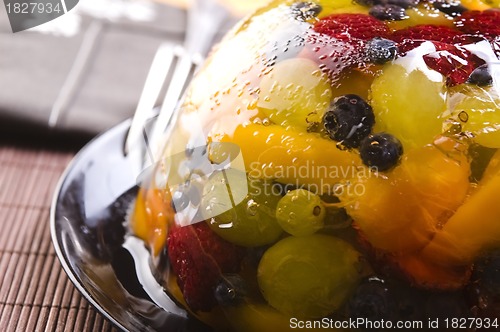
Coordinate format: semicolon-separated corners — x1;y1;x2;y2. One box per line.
291;2;322;21
348;277;396;323
359;133;403;171
468;64;493;87
214;274;247;306
433;0;467;16
365;37;398;64
369;4;407;21
323;94;375;148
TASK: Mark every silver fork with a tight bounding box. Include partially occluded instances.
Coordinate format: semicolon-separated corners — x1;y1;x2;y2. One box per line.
124;0;230;160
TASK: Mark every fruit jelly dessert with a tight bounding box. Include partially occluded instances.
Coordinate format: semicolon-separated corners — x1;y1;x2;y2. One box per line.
131;0;500;330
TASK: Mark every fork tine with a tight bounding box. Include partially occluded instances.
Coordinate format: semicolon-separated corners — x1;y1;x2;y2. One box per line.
127;0;230;159
147;0;230;157
124;44;177;156
146;52;201;156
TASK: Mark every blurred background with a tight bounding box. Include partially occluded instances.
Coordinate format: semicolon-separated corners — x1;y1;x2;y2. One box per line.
0;0;268;145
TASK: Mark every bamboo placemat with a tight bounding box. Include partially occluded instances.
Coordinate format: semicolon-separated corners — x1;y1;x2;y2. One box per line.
0;143;119;332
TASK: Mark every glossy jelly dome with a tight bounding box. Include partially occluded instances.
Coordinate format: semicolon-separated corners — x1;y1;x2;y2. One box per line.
131;0;500;330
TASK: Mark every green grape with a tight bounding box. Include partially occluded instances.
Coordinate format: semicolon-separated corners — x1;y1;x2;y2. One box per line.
453;86;500;148
276;189;325;236
257;58;332;130
371;63;447;150
200;169;283;247
257;235;363;318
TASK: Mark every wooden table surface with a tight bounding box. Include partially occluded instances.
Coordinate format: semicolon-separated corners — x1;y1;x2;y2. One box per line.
0;137;119;332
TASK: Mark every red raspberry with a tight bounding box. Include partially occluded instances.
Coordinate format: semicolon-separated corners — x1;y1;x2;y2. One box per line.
390;25;462;53
308;14;389;78
455;9;500;39
423;42;485;86
167;222;244;311
314;13;390;42
302;32;362;79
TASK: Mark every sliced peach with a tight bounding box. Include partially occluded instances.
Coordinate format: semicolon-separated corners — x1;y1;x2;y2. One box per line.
131;188;173;256
330;68;378;101
341;143;470;253
422;167;500;266
460;0;492;10
390;253;471;290
210;123;362;194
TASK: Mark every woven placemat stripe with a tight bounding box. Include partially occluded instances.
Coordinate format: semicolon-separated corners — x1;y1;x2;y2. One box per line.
0;146;118;332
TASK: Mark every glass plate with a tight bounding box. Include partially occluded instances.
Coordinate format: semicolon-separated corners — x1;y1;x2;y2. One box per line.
50;120;212;332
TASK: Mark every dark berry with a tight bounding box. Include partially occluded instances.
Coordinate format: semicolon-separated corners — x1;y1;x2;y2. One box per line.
473;250;500;296
365;37;398;64
369;4;407;21
291;2;322;21
359;133;403;171
348;277;396;323
354;0;378;6
468;64;493;86
425;292;471;325
433;0;467;17
214;274;248;306
323;94;375;148
392;286;425;321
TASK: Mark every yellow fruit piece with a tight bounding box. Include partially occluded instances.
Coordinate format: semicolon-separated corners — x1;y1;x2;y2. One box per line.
223;302;302;332
422;167;500;266
282;0;366;16
131;188;172;256
453;86;500;149
340;143;470;253
210;123;362;194
389;253;471;290
371;62;447;150
481;0;500;8
221;300;344;331
257;58;332;130
387;4;454;30
331;68;377;101
461;0;492;10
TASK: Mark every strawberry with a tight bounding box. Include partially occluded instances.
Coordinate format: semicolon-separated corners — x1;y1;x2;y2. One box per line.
314;13;390;42
167;222;244;311
423;42;485;86
309;14;390;79
390;25;463;53
455;10;500;39
302;32;362;79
